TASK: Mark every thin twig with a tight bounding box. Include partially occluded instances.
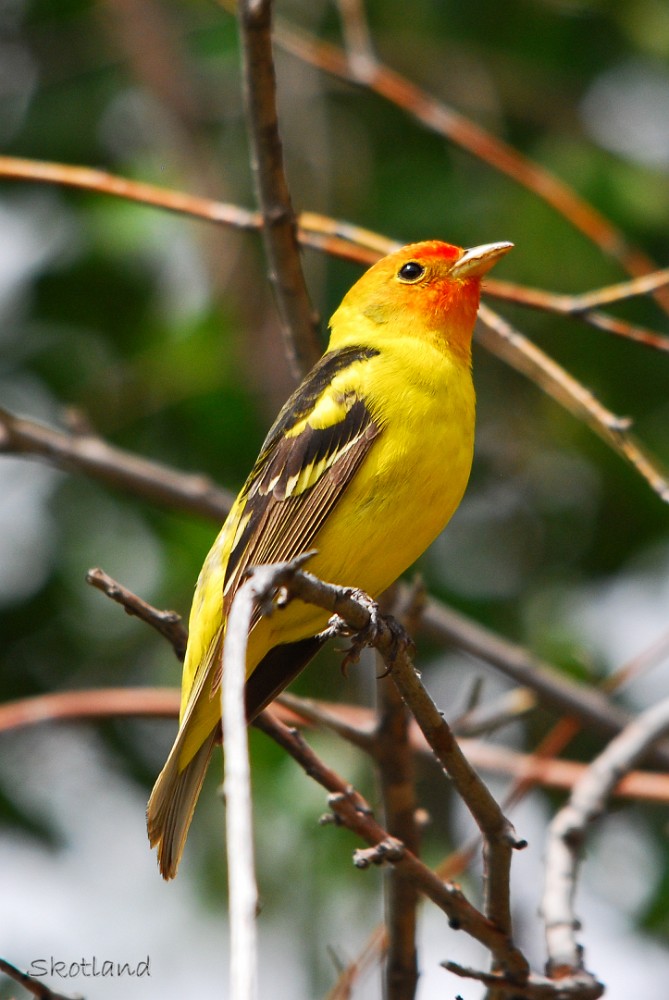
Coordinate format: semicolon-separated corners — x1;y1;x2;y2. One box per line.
443;961;603;1000
237;0;321;375
86;567;188;659
0;406;234;521
0;688;180;732
477;303;669;503
2;685;669;806
488;279;669;353
0;957;82;1000
255;709;528;979
0;156;384;266
413;585;669;771
242;559;529;980
542;695;669;978
221;575;263;1000
274;19;669;313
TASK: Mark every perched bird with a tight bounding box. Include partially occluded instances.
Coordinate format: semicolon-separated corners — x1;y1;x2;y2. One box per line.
147;238;512;878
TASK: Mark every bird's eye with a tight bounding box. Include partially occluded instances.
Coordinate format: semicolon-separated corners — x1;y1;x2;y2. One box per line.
397;261;425;283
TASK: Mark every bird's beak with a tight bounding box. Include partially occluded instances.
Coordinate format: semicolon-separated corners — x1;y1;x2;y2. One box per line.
451;241;514;279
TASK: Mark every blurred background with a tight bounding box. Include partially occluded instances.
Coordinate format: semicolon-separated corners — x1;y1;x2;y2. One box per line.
1;0;669;997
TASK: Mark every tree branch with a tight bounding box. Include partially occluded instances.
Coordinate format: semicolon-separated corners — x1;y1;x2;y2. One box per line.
236;558;529;981
274;18;669;313
221;574;262;1000
477;304;669;503
374;641;420;997
255;709;529;980
237;0;321;374
86;567;187;659
415;584;669;771
542;695;669;979
0;406;234;521
0;957;82;1000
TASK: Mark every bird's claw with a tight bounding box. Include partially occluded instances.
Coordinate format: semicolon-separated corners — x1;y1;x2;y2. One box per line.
325;592;414;677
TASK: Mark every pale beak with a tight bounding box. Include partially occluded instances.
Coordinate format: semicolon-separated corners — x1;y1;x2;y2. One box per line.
451;241;514;279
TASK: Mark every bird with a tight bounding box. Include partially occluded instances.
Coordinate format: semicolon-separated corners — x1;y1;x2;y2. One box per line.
147;237;513;878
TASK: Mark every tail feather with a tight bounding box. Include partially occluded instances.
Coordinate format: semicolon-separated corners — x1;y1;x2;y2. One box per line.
147;728;217;880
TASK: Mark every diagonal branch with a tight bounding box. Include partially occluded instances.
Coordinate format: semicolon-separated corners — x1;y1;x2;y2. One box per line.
0;958;82;1000
240;558;529;979
542;695;669;979
0;406;234;520
255;709;528;980
274;19;669;313
477;304;669;503
86;567;188;659
416;585;669;771
237;0;321;375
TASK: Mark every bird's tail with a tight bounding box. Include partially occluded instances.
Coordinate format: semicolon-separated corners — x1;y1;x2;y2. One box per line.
147;726;217;880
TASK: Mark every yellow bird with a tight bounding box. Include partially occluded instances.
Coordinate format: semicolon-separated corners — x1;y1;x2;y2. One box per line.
147;238;512;878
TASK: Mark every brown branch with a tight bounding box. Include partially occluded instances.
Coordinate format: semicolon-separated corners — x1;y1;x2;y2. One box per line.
0;688;180;733
488;278;669;353
371;585;425;999
477;304;669;503
415;585;669;771
237;0;321;375
254;709;529;980
375;668;419;997
3;158;668;498
3;685;669;806
274;19;669;313
0;957;82;1000
375;674;419;1000
0;406;234;521
443;961;603;1000
280;692;669;804
86;567;188;659
542;695;669;980
0;156;385;267
238;559;529;981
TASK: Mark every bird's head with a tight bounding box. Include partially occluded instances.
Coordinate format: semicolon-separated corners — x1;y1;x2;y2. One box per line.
330;239;513;363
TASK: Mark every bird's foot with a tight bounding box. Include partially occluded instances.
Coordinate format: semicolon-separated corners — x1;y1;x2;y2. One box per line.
324;590;414;677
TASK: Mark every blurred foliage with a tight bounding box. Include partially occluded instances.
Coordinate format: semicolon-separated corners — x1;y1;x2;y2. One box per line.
1;0;669;996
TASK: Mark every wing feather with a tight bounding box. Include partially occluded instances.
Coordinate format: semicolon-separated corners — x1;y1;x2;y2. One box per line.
201;347;383;693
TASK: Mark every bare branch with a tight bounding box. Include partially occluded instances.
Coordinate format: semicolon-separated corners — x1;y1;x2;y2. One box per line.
0;406;234;521
221;575;263;1000
477;304;669;503
375;660;419;999
542;695;669;978
488;278;669;353
413;585;669;772
238;559;529;980
3;684;669;807
237;0;321;374
0;688;179;733
274;19;669;313
0;957;82;1000
255;709;529;980
86;567;187;660
0;156;385;266
444;960;603;1000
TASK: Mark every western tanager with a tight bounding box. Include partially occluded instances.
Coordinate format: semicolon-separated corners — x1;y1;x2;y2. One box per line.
147;238;512;878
